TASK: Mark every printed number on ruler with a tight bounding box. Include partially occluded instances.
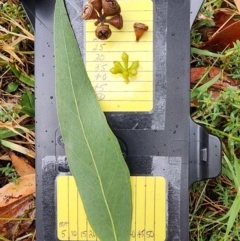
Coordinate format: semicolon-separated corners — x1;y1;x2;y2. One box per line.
91;38;108;101
57;176;166;241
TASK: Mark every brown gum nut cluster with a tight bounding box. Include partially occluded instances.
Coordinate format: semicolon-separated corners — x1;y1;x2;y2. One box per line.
81;0;149;41
81;0;123;40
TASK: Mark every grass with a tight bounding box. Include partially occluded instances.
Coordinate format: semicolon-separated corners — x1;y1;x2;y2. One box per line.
0;0;240;240
0;0;35;240
189;0;240;240
0;0;35;160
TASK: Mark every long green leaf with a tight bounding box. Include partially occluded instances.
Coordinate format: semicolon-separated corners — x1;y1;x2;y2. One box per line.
224;194;240;241
54;1;132;241
20;90;35;117
191;71;221;99
191;47;224;58
8;63;34;87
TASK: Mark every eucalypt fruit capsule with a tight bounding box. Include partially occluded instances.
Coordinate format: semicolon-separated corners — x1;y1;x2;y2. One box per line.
81;0;123;40
110;52;139;84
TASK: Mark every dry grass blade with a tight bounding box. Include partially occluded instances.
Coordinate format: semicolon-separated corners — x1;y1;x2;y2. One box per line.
0;25;33;42
1;13;34;41
0;121;35;144
0;0;36;239
1;140;35;159
0;40;24;65
0;53;12;63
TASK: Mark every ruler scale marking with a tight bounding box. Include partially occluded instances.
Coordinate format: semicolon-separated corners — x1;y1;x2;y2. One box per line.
57;176;166;240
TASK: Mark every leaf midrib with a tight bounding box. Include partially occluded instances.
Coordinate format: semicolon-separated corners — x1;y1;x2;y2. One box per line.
59;4;118;241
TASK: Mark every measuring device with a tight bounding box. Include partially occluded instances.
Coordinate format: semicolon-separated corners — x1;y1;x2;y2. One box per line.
57;176;166;241
20;0;222;240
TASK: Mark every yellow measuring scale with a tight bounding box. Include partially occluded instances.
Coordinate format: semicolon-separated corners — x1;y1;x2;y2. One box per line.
57;176;166;241
85;0;153;112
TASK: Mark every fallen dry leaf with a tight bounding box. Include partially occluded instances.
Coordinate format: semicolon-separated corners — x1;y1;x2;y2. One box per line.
9;152;35;177
194;9;236;45
200;20;240;51
0;196;35;239
0;174;35;207
214;10;235;29
191;66;239;90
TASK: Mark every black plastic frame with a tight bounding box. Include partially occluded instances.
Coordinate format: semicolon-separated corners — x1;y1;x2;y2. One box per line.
19;0;221;240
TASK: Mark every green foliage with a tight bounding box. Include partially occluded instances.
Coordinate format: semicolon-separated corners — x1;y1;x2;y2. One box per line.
0;125;34;139
191;29;202;46
194;3;215;30
190;0;240;235
191;70;221;99
1;1;25;20
191;48;223;58
6;82;19;93
190;68;240;239
192;88;240;142
220;40;240;79
8;64;34;87
20;90;35;117
54;1;132;241
0;105;19;122
0;163;18;184
202;0;224;10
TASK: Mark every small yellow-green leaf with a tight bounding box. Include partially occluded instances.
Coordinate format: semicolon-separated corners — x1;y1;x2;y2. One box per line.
128;68;137;76
128;60;139;71
54;1;132;241
110;67;119;74
121;52;129;69
113;61;124;73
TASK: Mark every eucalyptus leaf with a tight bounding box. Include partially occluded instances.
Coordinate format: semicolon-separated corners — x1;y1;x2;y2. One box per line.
54;1;132;241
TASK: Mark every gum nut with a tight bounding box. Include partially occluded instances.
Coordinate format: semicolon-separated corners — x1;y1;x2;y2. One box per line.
81;3;98;20
88;0;102;14
95;24;112;40
102;0;121;17
107;14;123;30
133;22;148;41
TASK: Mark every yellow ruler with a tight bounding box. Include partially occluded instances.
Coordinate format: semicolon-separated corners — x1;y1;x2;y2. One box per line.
57;176;166;241
85;0;153;112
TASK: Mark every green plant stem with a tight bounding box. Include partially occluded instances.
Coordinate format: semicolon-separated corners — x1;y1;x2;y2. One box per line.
207;126;240;142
